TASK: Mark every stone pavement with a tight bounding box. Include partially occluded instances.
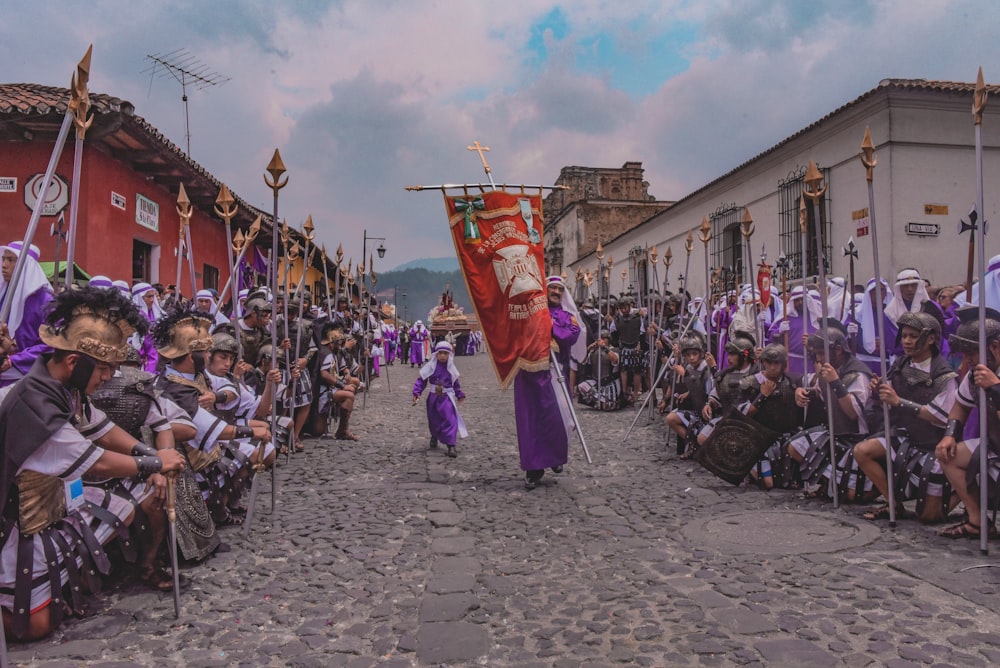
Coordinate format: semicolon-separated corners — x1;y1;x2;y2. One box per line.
8;352;1000;667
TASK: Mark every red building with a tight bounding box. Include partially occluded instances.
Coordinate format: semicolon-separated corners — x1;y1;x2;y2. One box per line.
0;83;269;293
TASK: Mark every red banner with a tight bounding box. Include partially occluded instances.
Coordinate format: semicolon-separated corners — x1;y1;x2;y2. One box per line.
757;261;772;310
443;190;551;388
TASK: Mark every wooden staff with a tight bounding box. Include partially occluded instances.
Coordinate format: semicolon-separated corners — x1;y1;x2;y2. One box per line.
972;67;990;553
843;237;859;354
165;475;181;618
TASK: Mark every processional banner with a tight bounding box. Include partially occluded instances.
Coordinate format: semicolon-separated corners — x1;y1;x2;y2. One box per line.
442;190;550;388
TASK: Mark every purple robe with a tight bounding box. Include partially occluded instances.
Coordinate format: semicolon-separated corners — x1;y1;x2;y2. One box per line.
5;288;53;380
767;315;817;377
713;304;737;369
513;305;580;471
409;327;429;365
413;362;465;445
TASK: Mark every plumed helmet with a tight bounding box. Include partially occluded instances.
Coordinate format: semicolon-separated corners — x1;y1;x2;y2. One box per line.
599;329;612;340
949;305;1000;354
895;311;941;354
38;287;147;364
760;343;788;365
211;333;239;356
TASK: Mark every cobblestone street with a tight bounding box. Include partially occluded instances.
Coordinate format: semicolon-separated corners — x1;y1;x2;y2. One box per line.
9;352;1000;667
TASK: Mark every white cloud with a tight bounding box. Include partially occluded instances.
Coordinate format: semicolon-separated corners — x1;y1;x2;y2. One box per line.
3;0;1000;269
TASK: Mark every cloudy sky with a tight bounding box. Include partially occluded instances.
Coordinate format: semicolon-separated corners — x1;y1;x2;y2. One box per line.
3;0;999;270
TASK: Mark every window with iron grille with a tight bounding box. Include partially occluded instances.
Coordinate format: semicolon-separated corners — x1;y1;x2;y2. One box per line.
710;203;743;285
202;264;219;292
627;245;649;298
778;165;832;281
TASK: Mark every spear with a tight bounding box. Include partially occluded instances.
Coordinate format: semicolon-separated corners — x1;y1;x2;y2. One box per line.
859;128;899;525
165;475;181;618
215;184;242;356
0;55;76;323
667;232;695;414
647;245;662;420
799;197;810;374
50;212;66;293
803;160;841;508
699;216;713;352
959;207;978;301
264;149;288;520
595;243;606;402
211;216;262;320
321;244;333;316
741;207;763;347
176;184;197;298
289;220;316;420
335;244;344;308
63;45;93;290
174;214;185;304
776;253;790;350
973;68;990;553
843;237;859;354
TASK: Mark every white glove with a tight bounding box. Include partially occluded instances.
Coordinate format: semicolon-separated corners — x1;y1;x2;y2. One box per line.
778;320;790;333
847;322;859;336
757;312;769;323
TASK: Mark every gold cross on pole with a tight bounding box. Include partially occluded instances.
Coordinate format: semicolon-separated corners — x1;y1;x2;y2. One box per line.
467;140;492;174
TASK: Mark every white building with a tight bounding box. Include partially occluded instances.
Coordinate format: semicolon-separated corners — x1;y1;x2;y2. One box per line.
568;78;1000;302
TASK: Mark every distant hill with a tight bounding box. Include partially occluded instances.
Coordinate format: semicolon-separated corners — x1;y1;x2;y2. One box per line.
373;267;470;327
389;257;460;273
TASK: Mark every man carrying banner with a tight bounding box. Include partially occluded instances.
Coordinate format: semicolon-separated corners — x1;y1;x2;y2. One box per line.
518;276;581;488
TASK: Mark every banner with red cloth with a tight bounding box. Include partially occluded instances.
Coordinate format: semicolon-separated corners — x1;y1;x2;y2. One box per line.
442;189;550;388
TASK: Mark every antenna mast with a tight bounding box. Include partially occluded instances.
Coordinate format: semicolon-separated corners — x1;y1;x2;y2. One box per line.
143;49;229;157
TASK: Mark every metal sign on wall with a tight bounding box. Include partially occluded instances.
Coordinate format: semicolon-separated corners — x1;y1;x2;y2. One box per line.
24;173;69;216
135;193;159;231
906;222;940;237
0;177;16;193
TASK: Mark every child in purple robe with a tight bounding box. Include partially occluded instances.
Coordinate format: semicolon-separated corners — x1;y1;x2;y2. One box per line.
412;341;466;458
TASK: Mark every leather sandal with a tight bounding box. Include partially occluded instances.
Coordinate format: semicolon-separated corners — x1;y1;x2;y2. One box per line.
139;565;174;591
939;521;998;539
335;432;359;441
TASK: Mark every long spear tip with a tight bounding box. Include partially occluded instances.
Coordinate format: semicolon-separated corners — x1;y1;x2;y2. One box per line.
177;182;190;205
861;127;874;151
215;183;234;207
266;149;287;178
78;45;93;79
804;160;823;186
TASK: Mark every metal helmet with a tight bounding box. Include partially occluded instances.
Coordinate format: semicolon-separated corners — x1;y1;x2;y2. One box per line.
244;296;270;316
679;332;706;354
895;311;941;354
949;305;1000;354
257;344;274;366
807;318;849;355
760;343;788;365
725;333;756;362
211;333;239;356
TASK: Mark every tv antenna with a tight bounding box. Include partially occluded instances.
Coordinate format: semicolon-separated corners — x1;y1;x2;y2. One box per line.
143;49;229;157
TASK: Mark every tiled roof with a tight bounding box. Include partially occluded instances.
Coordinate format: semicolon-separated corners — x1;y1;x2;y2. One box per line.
0;82;129;116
